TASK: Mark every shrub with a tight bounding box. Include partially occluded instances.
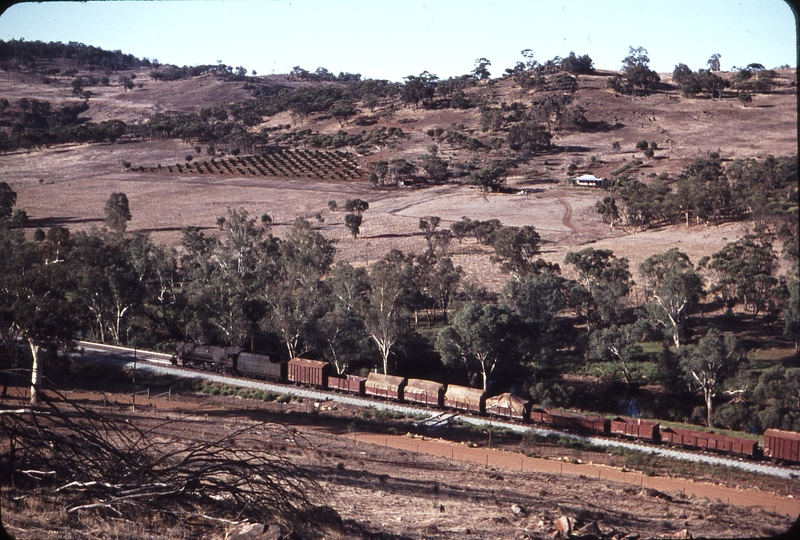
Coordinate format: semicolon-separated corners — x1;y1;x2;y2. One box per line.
276;394;291;404
612;141;621;150
185;155;193;162
635;140;648;150
644;148;654;158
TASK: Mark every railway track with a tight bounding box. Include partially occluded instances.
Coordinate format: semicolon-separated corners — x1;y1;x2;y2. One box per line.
73;341;800;480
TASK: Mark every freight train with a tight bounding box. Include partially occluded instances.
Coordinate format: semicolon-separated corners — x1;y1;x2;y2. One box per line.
173;342;800;465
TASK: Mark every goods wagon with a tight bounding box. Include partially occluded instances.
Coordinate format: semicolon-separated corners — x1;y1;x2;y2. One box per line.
365;373;406;400
610;417;660;441
328;374;367;394
404;379;445;407
236;351;285;380
764;428;800;462
287;358;330;388
577;413;610;435
485;393;531;421
660;427;757;458
530;409;609;435
444;384;485;414
532;409;582;431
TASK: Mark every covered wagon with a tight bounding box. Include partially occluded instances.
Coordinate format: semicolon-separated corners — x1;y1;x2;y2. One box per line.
485;393;531;421
365;373;406;400
404;378;445;407
444;384;485;414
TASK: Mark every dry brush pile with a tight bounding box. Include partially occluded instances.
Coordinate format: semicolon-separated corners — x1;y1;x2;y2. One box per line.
0;390;319;533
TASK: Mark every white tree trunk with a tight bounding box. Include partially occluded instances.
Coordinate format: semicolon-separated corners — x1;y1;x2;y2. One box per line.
28;338;41;405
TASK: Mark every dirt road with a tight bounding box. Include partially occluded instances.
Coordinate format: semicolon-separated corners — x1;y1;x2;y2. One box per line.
338;429;800;517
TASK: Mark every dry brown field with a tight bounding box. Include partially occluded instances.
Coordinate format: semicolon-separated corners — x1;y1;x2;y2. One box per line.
1;66;796;292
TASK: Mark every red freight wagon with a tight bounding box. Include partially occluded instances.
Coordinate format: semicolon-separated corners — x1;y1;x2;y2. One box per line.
764;428;800;463
365;373;406;400
287;358;330;388
610;417;660;441
580;414;610;435
327;374;367;394
404;379;444;407
444;384;485;414
545;410;584;431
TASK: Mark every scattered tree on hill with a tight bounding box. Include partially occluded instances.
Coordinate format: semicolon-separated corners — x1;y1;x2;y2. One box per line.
468;166;507;198
420;144;448;182
343;199;369;215
621;46;660;99
330;100;357;127
560;52;594;74
699;233;779;317
104;192;132;234
472;58;492;80
738;91;752;107
707;53;722;72
595;196;621;233
344;213;362;238
490;225;543;280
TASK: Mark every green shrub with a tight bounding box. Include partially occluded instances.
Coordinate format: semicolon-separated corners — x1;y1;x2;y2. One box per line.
276;394;291;404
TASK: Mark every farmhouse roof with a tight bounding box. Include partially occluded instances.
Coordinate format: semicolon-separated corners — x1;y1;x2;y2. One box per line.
573;174;604;181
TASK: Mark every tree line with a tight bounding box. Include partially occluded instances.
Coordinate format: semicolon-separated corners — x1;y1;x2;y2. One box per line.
1;185;797;433
599;154;797;237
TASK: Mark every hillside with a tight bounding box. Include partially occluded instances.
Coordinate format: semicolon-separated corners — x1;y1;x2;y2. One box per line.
0;51;796;289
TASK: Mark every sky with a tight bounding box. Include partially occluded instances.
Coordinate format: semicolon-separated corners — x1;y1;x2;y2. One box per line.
0;0;796;82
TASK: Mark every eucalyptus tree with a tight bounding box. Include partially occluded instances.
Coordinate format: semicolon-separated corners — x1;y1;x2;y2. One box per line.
0;226;82;404
181;208;279;347
72;230;154;344
436;301;514;391
698;233;779;317
267;218;336;359
490;225;542;280
639;248;703;348
318;262;369;374
361;249;414;374
564;248;633;329
587;321;648;384
680;329;747;427
104;192;132;234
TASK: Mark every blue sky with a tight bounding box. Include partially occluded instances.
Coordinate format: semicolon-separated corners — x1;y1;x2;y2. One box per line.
0;0;796;82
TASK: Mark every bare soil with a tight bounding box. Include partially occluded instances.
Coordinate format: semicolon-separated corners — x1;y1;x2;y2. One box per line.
1;387;797;539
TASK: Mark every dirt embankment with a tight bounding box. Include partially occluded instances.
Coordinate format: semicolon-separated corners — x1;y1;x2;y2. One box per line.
2;388;796;540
